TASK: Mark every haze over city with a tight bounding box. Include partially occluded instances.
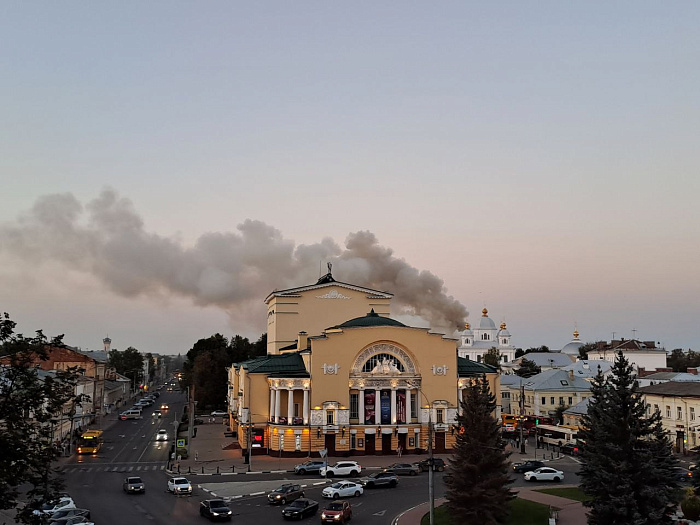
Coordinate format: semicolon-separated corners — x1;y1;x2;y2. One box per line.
1;3;698;355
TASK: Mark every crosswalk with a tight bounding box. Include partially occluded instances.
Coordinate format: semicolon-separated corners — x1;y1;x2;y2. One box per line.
60;464;166;474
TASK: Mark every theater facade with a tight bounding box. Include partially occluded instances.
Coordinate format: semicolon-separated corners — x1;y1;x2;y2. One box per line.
228;270;498;457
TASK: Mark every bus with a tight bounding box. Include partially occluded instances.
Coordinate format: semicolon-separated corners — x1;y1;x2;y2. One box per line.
77;430;104;454
535;424;579;447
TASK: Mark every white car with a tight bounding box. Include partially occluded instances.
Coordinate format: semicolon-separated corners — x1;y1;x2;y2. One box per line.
167;477;193;494
211;410;228;417
524;467;564;482
156;429;168;441
319;461;362;478
321;481;364;499
34;496;76;516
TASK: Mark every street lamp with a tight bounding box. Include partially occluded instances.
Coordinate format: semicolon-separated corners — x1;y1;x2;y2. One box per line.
408;383;435;525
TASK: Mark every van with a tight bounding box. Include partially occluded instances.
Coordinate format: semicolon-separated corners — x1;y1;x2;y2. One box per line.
120;409;142;420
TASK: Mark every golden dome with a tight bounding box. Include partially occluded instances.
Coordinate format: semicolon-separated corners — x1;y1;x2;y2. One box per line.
482;307;488;317
573;329;580;339
500;322;507;330
464;322;471;330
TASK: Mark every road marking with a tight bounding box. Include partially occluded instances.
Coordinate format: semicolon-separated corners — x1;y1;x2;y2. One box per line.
250;492;265;496
136;466;142;471
373;510;386;516
313;481;326;486
128;466;134;471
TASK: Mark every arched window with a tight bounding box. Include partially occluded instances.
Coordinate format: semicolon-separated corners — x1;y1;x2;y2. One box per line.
362;353;405;373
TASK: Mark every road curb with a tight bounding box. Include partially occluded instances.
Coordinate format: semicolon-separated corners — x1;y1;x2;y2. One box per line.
165;466;383;476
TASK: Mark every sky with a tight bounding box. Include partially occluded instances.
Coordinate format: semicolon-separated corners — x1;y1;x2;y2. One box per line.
1;2;699;355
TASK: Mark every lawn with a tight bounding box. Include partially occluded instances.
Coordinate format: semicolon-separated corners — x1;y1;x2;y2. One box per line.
421;498;552;525
535;486;592;502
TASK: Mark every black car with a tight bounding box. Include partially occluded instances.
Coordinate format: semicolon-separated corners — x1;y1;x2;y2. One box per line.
415;458;446;472
282;498;319;520
676;467;694;482
268;484;305;505
200;499;232;521
49;509;91;522
512;460;545;473
294;460;327;475
560;443;580;456
359;471;399;488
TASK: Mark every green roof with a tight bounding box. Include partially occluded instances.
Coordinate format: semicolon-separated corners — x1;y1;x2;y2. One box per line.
333;309;406;329
236;352;308;376
457;357;497;377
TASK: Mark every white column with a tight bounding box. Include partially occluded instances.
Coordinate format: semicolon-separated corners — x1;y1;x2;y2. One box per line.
269;388;275;422
359;389;365;424
405;388;411;423
287;388;294;423
275;389;281;423
303;389;309;425
391;388;397;424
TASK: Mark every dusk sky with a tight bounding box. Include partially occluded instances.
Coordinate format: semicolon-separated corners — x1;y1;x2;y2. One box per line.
1;3;698;355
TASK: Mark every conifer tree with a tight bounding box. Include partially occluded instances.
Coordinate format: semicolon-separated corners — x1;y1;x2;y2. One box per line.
446;375;514;524
579;351;680;524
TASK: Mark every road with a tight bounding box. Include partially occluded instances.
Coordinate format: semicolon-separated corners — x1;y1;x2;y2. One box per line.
60;389;582;524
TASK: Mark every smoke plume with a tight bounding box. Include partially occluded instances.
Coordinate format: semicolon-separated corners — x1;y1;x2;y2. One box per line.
0;190;468;331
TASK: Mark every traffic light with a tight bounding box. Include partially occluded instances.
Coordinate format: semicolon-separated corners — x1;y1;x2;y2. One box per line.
535;418;539;426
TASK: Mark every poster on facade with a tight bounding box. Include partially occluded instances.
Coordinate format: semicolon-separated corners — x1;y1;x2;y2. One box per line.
364;390;375;424
397;390;406;424
380;390;391;424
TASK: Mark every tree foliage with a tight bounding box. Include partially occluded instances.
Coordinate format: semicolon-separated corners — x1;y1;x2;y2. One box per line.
667;348;700;373
515;358;541;378
0;313;86;523
578;342;598;360
578;351;680;525
483;347;501;369
525;345;550;354
514;348;525;359
108;346;144;385
445;375;514;524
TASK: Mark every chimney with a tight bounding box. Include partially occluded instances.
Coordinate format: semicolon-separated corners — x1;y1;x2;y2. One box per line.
689;368;698;376
297;331;308;350
568;369;574;380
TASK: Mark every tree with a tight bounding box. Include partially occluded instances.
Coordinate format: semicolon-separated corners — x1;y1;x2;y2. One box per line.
578;351;680;524
108;346;144;387
0;313;85;523
554;403;568;425
483;347;501;369
578;342;598;361
525;345;550;354
514;348;525;359
515;358;540;378
445;375;514;524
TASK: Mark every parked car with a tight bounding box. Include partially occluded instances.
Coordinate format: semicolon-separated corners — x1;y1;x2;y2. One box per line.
167;477;193;494
35;496;76;516
321;481;364;499
415;458;446;472
512;460;545;473
281;498;319;520
156;429;168;441
211;410;228;417
267;484;304;505
294;460;326;475
359;471;399;488
675;467;694;482
321;500;352;524
384;463;420;476
49;508;91;522
50;517;94;525
560;443;580;455
524;467;564;482
199;499;232;521
123;476;145;494
320;461;362;477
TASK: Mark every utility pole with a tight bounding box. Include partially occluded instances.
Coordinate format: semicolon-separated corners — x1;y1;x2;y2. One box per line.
519;379;526;454
428;408;434;525
247;421;252;473
186;385;195;458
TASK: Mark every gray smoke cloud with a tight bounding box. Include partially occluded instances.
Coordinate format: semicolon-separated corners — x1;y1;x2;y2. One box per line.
0;190;468;331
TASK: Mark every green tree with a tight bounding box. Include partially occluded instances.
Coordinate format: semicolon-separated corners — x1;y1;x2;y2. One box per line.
579;351;680;524
483;347;501;369
578;342;598;361
0;313;86;523
525;345;550;354
554;403;568;425
514;348;525;359
515;358;540;378
108;346;144;387
445;375;514;524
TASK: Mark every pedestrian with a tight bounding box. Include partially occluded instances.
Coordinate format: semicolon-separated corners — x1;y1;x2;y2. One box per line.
397;445;402;458
195;450;199;462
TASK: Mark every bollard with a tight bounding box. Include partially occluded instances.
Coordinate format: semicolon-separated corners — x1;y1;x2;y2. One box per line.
551;453;554;460
217;466;220;474
188;466;191;474
177;465;180;474
232;465;235;473
202;466;204;474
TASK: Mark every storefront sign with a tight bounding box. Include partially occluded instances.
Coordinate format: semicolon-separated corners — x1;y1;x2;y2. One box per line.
364;390;375;424
397;390;406;424
380;390;391;424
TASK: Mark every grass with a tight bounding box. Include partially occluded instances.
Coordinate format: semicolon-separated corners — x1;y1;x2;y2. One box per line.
420;498;552;525
535;486;592;502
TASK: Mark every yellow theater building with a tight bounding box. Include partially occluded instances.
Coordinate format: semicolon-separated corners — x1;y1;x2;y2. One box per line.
228;269;499;457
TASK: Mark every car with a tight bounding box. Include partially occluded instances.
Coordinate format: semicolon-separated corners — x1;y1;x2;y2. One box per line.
512;460;546;473
320;461;362;478
153;392;160;398
211;410;228;417
35;496;76;516
152;410;162;418
560;443;580;456
294;460;327;475
167;477;193;494
156;429;169;441
50;517;94;525
268;484;305;505
49;508;91;522
281;498;319;520
321;500;352;524
200;499;232;521
415;458;446;472
123;476;145;494
321;481;364;499
524;467;564;482
675;467;694;482
359;471;398;488
384;462;420;476
161;403;169;410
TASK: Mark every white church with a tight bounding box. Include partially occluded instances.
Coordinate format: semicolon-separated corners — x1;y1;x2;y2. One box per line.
458;308;516;364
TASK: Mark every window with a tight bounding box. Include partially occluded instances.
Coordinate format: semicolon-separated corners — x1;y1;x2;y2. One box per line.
361;354;405;373
295;434;302;451
541;397;546;405
436;409;444;423
692;408;696;421
279;433;284;450
568;397;573;405
410;394;417;419
559;397;564;406
351;433;356;449
654;404;659;413
550;397;555;405
294;403;300;418
477;355;482;363
678;407;683;420
326;410;334;425
349;394;359;420
666;406;671;418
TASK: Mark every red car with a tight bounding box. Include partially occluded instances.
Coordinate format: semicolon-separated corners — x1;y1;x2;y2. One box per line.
321;500;352;523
